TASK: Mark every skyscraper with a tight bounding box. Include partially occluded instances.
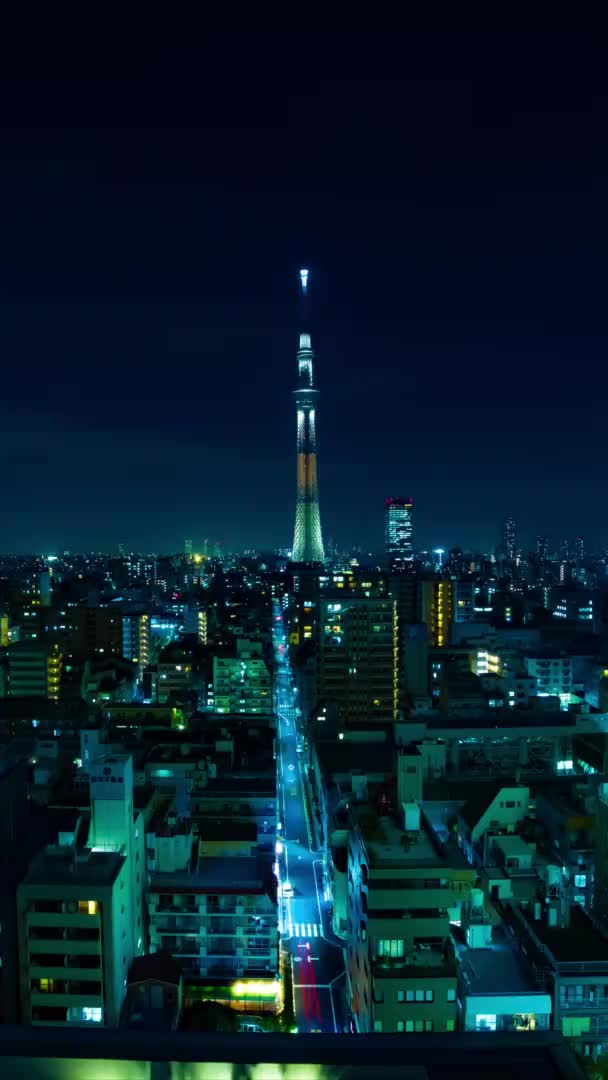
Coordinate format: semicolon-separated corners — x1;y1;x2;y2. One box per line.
503;515;516;561
536;535;549;561
292;269;325;565
384;497;414;570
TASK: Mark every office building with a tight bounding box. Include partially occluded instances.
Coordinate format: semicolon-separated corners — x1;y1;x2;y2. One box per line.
384;497;414;570
292;269;325;565
319;596;398;727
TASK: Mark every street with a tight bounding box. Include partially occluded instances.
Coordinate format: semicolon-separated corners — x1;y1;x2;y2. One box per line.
272;602;346;1033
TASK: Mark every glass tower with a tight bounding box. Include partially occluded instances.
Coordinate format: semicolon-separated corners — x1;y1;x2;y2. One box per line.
385;497;414;570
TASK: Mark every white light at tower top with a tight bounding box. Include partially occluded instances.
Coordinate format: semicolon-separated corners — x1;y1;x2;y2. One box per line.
299;268;309;293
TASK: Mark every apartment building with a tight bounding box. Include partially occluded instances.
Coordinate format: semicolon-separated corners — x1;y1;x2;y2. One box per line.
147;819;280;1013
17;846;131;1027
347;799;474;1033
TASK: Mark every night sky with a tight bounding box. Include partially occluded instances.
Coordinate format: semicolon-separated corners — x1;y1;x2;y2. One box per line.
2;30;607;555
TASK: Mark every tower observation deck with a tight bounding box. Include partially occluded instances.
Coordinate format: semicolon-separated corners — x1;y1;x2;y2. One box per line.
291;269;325;565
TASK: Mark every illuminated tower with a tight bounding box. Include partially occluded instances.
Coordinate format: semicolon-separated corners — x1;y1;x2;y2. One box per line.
292;268;325;565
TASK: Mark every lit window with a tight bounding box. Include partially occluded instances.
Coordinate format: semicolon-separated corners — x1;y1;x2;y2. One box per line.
78;900;99;915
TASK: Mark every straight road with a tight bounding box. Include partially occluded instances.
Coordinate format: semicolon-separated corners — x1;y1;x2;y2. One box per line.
272;603;346;1033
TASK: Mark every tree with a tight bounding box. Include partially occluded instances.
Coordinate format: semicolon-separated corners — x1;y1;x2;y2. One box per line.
181;1000;239;1033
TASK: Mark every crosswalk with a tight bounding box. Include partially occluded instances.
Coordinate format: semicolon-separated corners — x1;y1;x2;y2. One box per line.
289;921;321;938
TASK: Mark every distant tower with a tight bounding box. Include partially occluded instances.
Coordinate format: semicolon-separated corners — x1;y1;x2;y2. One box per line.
385;497;414;570
503;516;516;561
184;538;193;557
292;269;325;565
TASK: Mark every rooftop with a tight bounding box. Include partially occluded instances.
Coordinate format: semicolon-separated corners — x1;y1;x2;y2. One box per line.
22;845;125;888
530;906;608;964
457;928;543;996
316;739;394;778
199;818;257;841
493;835;535;857
149;855;274;895
357;806;467;870
427;710;579;732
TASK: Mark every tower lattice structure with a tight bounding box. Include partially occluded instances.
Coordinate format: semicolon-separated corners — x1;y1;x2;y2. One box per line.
292;269;325;565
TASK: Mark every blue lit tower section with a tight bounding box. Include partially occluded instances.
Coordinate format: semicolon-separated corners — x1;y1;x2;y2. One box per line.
385;496;414;570
292;269;325;565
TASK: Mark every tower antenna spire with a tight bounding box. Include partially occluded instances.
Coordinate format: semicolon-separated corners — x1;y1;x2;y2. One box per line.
292;268;325;565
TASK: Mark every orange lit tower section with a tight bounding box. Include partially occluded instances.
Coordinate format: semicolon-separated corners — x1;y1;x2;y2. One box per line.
292;269;325;565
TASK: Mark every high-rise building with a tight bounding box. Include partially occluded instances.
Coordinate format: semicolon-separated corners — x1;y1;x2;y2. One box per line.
212;640;272;715
503;516;516;561
384;497;414;570
419;579;454;647
319;596;398;727
292;269;324;565
121;614;150;681
70;606;121;659
38;571;52;608
536;536;549;561
88;753;145;966
184;538;193;557
575;536;584;567
4;641;63;701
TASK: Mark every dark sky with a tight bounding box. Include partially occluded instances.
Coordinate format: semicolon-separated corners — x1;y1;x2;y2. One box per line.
2;29;607;554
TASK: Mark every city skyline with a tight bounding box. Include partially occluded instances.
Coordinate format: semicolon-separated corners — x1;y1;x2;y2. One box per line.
2;34;608;553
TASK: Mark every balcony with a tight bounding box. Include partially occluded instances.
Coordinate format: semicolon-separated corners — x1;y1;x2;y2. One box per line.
26;912;100;929
30;991;102;1009
27;932;100;953
29;964;101;980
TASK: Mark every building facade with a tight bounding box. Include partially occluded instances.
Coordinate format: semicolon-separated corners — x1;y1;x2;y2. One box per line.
319;597;398;727
384;497;414;571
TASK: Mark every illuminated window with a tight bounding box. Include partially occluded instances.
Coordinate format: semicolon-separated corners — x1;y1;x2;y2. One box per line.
38;978;54;993
78;900;99;915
